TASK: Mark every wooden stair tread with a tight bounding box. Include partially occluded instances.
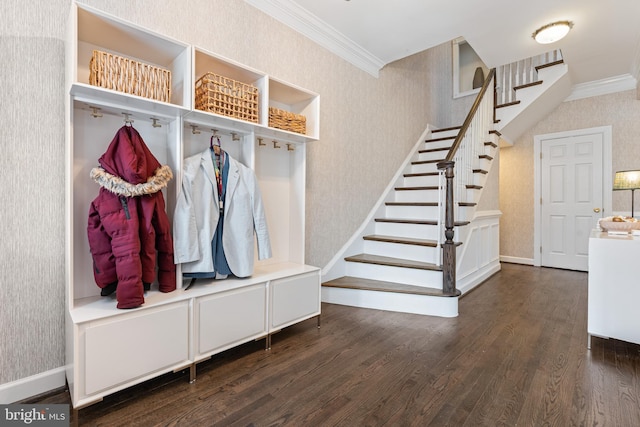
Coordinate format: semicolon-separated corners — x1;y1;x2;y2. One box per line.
395;186;439;191
484;141;497;148
363;234;438;247
466;185;483;189
425;136;456;143
431;125;461;133
479;154;493;160
473;169;488;174
489;129;502;137
536;59;564;71
404;172;439;178
344;253;442;271
458;202;477;207
322;276;457;297
496;100;521;108
375;218;470;226
386;202;437;206
419;147;451;154
411;159;442;165
513;80;543;91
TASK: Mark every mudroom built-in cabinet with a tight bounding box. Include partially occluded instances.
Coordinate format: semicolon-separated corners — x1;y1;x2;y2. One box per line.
65;2;321;409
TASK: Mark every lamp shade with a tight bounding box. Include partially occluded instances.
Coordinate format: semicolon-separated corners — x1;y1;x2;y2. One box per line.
532;21;573;44
613;170;640;190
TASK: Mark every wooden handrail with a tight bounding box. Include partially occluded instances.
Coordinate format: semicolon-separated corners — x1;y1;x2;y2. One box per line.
444;68;496;162
436;68;495;296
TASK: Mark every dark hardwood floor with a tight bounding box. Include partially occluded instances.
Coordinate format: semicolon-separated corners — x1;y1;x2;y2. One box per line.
28;263;640;426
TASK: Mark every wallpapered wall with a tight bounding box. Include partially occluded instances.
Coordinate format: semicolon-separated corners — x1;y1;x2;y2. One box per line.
0;0;435;387
500;89;640;260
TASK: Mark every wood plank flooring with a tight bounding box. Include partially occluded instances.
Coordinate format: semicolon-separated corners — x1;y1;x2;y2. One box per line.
27;263;640;426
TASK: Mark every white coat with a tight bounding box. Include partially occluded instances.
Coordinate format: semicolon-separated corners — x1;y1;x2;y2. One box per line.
173;149;271;277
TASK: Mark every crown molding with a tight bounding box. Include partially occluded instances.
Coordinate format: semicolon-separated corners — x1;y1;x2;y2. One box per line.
565;74;638;101
245;0;385;77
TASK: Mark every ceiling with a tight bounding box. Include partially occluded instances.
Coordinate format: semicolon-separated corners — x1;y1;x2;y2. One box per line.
247;0;640;88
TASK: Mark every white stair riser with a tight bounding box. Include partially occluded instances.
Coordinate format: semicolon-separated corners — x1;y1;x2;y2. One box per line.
403;174;440;187
395;189;440;203
321;287;459;317
424;139;455;150
409;162;439;174
374;222;441;240
418;151;448;162
363;240;440;264
386;204;439;218
345;262;443;287
477;158;492;169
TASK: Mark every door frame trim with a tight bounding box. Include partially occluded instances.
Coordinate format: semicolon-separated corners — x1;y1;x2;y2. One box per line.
533;125;612;267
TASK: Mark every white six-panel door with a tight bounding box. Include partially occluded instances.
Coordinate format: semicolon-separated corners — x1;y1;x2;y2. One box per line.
534;126;612;271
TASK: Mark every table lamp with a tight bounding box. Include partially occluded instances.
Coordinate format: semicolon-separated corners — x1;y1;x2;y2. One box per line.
613;170;640;217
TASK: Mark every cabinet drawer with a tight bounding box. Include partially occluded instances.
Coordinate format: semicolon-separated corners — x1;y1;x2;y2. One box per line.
271;271;320;330
196;284;267;357
83;302;189;395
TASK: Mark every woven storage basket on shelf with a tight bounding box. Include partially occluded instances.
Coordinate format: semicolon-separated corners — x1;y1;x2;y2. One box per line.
268;107;306;135
194;72;259;123
89;50;172;103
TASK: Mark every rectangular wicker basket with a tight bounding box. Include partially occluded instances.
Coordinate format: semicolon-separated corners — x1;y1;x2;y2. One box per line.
89;50;172;103
194;72;259;123
268;107;306;135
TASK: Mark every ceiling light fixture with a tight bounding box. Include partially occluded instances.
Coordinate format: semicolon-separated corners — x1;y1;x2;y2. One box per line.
532;20;573;44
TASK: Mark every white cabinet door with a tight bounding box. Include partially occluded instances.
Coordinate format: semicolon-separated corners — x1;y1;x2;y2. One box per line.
196;284;267;358
83;302;189;396
270;271;320;330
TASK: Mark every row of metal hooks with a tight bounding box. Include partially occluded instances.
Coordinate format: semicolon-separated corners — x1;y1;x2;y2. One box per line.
258;137;295;151
189;125;240;142
89;107;162;128
88;107;295;151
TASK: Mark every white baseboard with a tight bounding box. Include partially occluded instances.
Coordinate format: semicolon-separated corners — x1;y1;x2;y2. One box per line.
500;256;534;265
0;367;66;404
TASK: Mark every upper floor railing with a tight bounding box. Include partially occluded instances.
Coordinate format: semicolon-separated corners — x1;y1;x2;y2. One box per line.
495;49;563;105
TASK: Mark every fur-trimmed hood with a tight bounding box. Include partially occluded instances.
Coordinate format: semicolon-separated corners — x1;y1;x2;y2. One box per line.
91;164;173;197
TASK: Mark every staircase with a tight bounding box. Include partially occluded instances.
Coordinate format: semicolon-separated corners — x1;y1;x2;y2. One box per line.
322;51;569;317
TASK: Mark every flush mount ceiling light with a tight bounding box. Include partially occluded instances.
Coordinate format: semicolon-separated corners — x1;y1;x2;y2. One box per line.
532;20;574;44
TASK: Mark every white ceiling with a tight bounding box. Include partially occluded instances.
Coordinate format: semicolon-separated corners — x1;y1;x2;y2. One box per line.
247;0;640;87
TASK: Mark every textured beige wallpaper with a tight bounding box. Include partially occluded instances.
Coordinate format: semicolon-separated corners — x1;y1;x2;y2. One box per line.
499;89;640;260
1;0;69;387
1;0;435;387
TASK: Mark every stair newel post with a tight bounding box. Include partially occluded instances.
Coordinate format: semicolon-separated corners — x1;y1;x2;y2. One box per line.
437;160;456;295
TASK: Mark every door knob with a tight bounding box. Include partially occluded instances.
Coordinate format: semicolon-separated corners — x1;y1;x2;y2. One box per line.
593;208;601;213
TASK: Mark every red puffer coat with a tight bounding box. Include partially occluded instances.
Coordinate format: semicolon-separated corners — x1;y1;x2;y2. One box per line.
87;125;176;309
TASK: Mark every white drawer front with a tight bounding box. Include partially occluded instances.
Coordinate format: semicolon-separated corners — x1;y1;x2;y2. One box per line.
84;303;189;395
271;271;320;330
197;284;267;356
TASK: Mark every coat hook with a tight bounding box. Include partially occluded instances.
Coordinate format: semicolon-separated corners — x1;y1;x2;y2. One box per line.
122;113;134;125
151;118;161;128
90;106;102;118
273;140;281;149
286;143;295;151
258;137;266;146
191;125;200;134
231;132;240;141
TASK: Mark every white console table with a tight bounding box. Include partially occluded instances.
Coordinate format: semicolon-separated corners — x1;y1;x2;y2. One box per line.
588;230;640;348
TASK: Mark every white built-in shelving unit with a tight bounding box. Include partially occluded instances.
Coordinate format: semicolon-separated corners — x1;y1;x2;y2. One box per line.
65;2;320;409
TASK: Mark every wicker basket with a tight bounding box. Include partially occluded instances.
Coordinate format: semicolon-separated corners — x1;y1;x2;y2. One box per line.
89;50;172;103
194;72;259;123
268;107;306;135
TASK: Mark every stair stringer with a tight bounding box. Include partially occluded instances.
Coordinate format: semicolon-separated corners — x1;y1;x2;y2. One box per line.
497;63;572;145
321;125;435;284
